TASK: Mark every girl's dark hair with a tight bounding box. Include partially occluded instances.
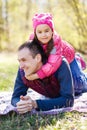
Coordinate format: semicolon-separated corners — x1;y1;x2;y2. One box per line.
18;41;47;64
33;33;54;57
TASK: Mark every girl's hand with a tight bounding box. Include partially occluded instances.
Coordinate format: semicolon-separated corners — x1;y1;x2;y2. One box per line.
25;73;39;80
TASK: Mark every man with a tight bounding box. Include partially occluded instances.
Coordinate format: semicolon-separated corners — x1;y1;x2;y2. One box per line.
11;41;74;114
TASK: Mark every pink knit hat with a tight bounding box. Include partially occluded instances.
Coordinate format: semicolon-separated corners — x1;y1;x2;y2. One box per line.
32;13;54;32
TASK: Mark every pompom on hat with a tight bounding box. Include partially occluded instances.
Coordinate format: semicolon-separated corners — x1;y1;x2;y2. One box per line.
32;13;54;32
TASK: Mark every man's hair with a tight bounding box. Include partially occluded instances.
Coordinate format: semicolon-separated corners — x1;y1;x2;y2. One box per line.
18;41;47;64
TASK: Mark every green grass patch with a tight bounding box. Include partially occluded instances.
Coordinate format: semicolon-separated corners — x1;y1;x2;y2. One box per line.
0;112;87;130
0;52;18;91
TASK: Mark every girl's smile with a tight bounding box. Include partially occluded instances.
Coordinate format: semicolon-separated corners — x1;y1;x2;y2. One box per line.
36;24;53;44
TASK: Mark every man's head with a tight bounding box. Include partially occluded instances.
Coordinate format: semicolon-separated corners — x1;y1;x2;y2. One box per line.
18;41;47;76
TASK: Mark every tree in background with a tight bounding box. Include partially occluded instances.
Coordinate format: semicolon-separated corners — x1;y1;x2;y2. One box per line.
58;0;87;53
0;0;87;54
0;0;9;50
0;0;34;51
0;0;3;50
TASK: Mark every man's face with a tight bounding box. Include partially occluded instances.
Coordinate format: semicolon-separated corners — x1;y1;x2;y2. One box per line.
18;47;40;76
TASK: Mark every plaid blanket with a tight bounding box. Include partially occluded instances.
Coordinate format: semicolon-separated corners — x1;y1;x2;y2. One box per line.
0;91;87;115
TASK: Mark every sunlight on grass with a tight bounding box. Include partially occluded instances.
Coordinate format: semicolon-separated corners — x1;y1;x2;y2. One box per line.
39;112;87;130
0;52;17;63
0;52;18;91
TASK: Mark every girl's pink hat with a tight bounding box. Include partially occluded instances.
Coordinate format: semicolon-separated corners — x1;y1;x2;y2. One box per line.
32;13;54;32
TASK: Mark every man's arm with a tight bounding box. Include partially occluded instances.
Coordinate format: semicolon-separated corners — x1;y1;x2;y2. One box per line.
36;96;74;111
11;69;28;107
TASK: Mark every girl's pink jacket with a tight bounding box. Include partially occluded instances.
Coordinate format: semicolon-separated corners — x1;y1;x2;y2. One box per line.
29;33;75;79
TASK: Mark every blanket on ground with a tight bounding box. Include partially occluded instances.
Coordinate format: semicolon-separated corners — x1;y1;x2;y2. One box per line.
0;91;87;115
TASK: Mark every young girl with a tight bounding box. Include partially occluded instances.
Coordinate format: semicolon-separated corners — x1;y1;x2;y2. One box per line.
27;13;87;95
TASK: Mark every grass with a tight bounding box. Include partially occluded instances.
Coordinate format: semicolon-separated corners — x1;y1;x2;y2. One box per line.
0;52;18;91
0;52;87;130
0;111;87;130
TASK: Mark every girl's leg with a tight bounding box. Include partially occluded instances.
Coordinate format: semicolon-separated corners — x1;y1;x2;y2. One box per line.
70;58;87;95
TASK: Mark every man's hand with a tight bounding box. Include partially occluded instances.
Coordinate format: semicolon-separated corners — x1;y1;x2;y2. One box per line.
16;95;33;114
25;73;39;80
